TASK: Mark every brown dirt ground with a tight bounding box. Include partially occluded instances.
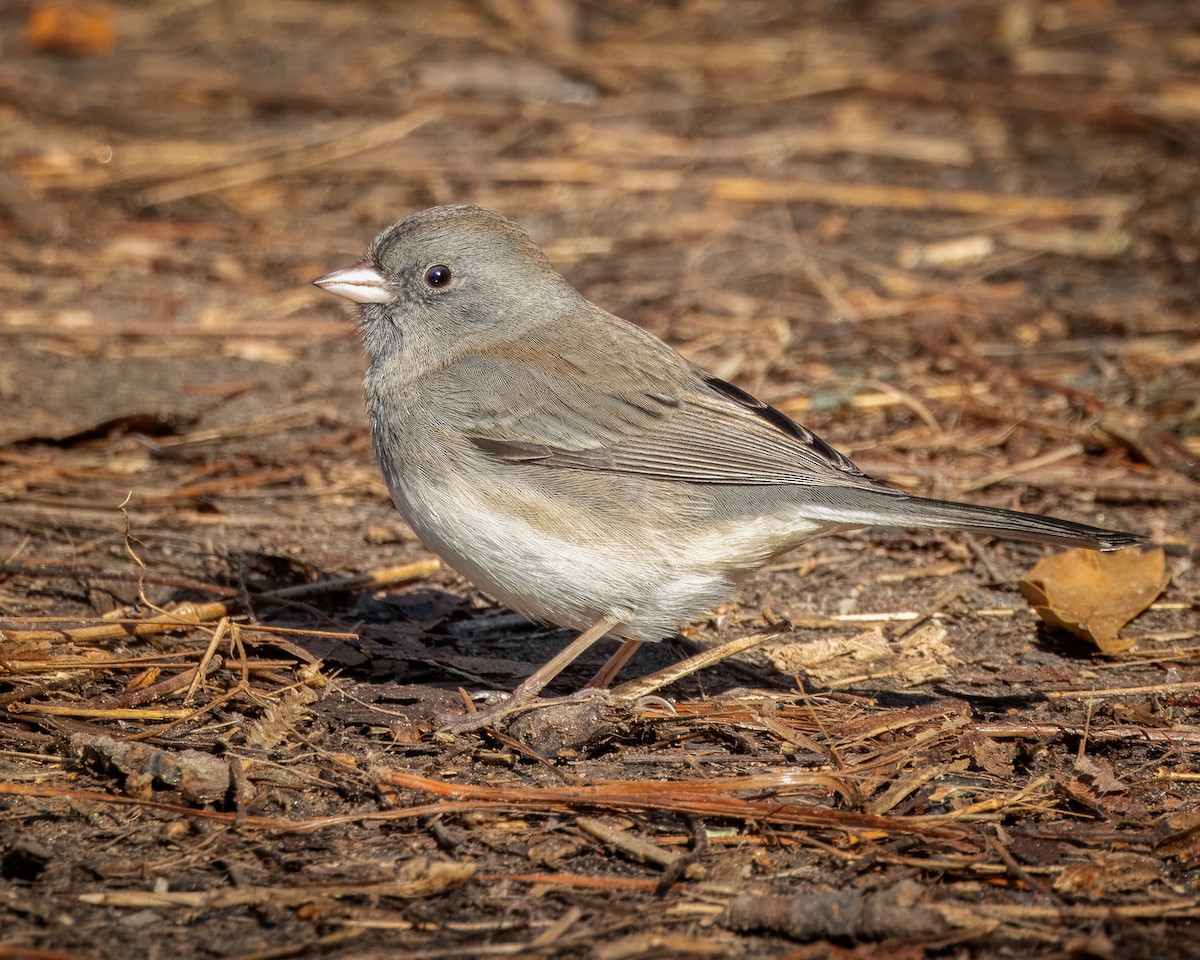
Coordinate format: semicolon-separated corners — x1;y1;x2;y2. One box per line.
2;2;1199;958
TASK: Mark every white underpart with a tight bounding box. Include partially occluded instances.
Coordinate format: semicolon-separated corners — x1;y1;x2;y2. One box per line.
384;456;840;642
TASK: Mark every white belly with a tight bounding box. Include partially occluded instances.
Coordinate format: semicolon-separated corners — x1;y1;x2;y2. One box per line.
384;461;746;642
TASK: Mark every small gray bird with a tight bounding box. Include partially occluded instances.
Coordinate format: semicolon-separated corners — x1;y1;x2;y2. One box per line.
315;205;1141;712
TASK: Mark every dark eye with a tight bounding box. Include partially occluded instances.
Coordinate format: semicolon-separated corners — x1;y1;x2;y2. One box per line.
424;264;452;289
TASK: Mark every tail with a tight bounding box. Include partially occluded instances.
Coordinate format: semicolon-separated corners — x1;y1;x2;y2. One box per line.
806;489;1143;551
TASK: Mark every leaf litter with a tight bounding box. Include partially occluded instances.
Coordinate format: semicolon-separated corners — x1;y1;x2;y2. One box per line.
2;2;1199;958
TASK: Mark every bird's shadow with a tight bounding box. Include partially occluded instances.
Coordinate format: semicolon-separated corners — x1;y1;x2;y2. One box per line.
184;550;1100;737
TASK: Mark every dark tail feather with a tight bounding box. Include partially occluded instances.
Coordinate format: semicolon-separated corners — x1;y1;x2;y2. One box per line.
813;491;1143;551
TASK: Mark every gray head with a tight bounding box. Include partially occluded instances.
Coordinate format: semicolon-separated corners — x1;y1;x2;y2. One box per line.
314;205;579;365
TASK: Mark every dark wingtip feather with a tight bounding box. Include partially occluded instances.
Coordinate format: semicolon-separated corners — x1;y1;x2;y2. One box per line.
813;490;1146;552
1088;530;1147;552
893;496;1145;551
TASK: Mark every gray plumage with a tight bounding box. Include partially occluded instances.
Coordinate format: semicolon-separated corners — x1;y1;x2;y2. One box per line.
316;205;1142;653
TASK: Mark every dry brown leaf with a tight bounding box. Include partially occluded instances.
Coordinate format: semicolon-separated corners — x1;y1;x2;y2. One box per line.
26;2;115;55
1155;813;1200;867
1019;547;1167;654
70;733;246;805
1073;754;1128;795
959;729;1017;778
767;622;960;687
1052;851;1166;897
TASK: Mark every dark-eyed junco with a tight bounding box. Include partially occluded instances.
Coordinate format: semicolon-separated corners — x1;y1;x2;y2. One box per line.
315;205;1142;717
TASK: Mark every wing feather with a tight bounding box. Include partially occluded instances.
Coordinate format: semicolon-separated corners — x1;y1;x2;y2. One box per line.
430;328;886;490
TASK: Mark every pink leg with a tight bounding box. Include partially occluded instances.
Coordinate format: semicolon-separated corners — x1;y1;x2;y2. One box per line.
508;614;624;700
443;615;625;732
584;639;644;690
